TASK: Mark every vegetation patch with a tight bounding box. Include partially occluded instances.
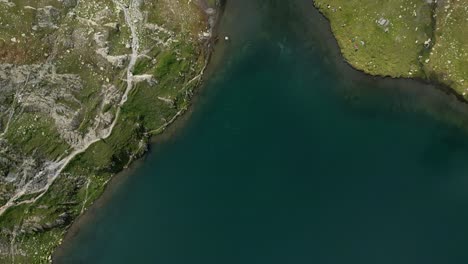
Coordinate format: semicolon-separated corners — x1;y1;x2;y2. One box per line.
314;0;467;96
0;0;215;262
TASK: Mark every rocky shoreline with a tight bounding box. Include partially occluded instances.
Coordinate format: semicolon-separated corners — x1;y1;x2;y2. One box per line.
0;0;224;262
52;1;226;263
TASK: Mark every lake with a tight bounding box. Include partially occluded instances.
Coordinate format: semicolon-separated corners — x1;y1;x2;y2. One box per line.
55;0;468;263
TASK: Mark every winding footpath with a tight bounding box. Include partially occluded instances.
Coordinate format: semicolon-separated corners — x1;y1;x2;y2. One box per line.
0;0;141;216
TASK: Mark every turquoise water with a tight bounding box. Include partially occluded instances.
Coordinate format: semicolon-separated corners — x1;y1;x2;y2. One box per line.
56;1;468;263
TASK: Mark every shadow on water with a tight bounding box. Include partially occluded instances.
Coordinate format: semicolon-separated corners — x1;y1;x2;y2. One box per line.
55;0;468;263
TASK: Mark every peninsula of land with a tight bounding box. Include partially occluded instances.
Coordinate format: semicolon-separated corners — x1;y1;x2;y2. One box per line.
314;0;467;96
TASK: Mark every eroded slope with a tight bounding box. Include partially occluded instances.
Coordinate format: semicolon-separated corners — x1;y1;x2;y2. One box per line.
0;0;216;262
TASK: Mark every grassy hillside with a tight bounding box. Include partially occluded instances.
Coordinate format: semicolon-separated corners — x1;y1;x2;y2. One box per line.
0;0;217;262
314;0;467;95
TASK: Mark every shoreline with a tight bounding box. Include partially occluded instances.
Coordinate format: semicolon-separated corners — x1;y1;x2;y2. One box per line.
297;0;468;132
53;0;468;261
52;1;227;261
310;1;468;107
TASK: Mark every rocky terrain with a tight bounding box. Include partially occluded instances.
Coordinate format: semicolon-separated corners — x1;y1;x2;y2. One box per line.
0;0;217;262
314;0;467;95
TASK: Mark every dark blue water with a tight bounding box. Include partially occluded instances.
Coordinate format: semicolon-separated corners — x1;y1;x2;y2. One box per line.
56;1;468;263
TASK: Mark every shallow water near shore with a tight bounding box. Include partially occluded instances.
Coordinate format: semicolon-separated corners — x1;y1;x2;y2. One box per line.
55;1;468;263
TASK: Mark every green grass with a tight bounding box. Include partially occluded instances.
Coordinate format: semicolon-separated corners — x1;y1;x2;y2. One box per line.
5;113;71;160
132;56;154;75
424;1;468;95
314;0;468;95
315;0;433;78
13;192;42;203
143;0;206;36
0;0;210;262
0;183;15;206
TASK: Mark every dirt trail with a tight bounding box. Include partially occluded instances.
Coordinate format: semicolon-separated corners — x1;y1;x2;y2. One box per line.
0;0;142;216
